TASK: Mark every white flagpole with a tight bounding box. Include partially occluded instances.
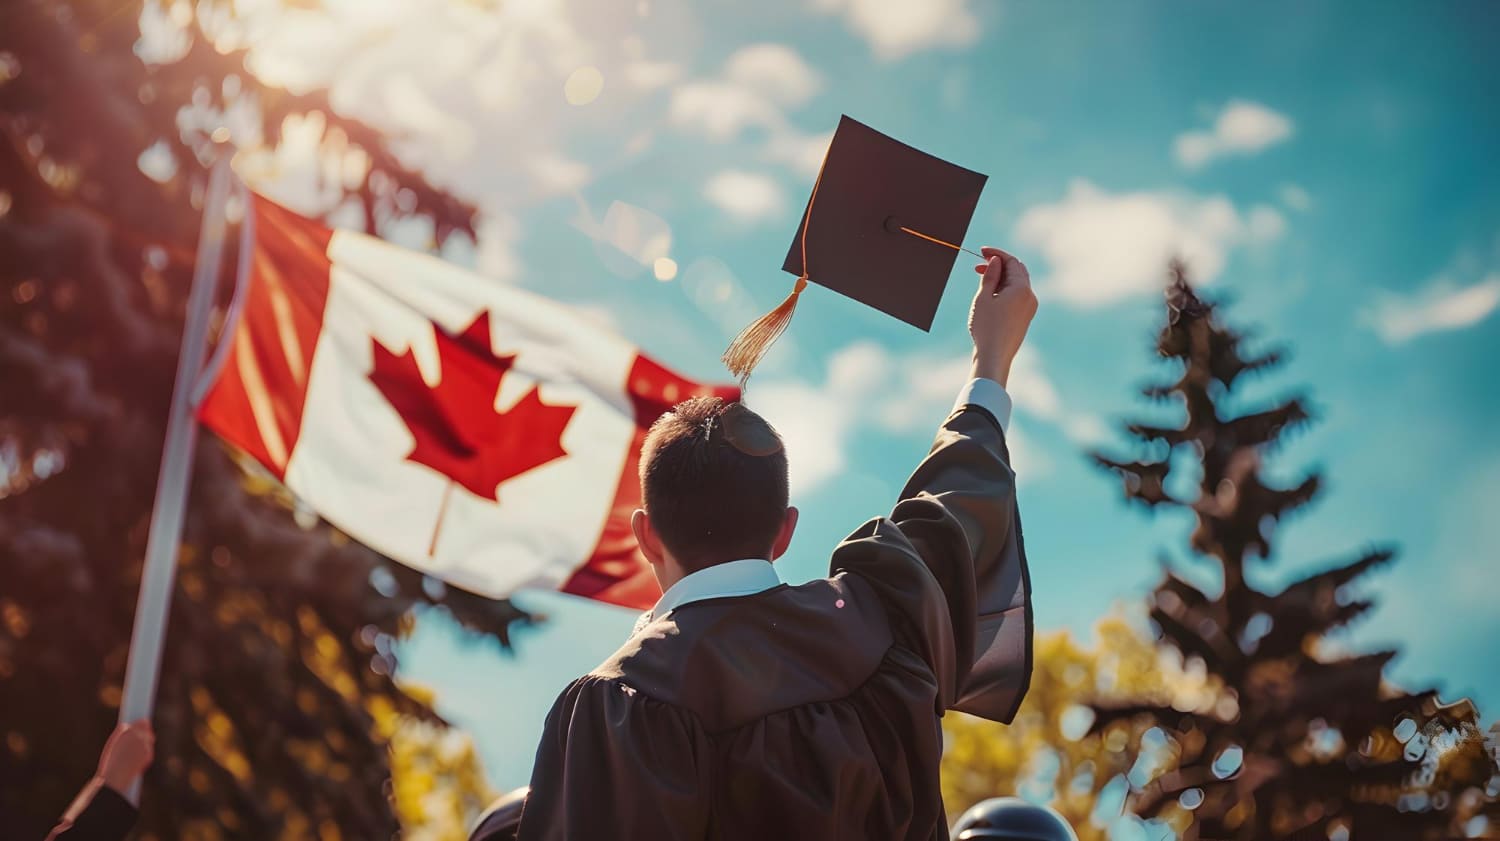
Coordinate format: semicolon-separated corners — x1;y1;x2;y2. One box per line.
117;153;234;805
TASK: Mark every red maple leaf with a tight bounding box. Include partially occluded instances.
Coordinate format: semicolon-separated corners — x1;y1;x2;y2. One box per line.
369;311;577;503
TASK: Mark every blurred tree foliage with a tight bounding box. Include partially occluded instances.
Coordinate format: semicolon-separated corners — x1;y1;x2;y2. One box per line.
386;686;496;841
942;615;1221;840
1084;265;1500;839
0;1;523;837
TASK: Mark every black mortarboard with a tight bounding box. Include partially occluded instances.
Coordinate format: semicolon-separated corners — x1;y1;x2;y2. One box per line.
722;115;988;383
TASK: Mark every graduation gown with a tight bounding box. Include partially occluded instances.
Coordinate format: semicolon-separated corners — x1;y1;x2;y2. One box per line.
516;404;1032;840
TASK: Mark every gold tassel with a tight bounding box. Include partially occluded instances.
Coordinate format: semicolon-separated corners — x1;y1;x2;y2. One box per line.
722;160;826;387
721;275;807;386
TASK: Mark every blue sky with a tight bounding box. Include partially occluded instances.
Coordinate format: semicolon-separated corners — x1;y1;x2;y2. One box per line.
220;0;1500;793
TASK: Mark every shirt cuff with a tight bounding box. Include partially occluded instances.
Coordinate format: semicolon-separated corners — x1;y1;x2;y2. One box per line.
953;377;1012;434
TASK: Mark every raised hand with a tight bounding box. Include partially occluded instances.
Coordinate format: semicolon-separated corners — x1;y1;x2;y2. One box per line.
967;246;1037;387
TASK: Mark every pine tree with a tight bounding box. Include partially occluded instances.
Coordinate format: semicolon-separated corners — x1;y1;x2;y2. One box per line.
0;1;520;837
1089;262;1499;840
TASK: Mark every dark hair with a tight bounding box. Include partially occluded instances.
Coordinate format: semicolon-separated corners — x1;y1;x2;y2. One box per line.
639;397;788;571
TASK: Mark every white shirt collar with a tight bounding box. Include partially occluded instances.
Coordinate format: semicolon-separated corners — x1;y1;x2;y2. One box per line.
647;558;782;622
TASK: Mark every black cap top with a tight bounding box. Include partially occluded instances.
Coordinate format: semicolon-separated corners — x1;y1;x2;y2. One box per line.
782;114;988;331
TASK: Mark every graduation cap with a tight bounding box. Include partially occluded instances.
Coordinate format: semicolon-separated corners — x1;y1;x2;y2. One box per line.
722;115;988;383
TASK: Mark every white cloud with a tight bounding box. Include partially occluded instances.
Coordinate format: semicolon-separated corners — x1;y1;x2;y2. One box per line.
1174;100;1294;170
765;129;834;178
872;346;1102;448
999;422;1048;481
813;0;981;60
618;33;682;91
622;59;681;90
1002;348;1108;446
755;342;963;497
1361;274;1500;344
669;79;785;140
232;0;698;284
1246;204;1286;241
475;212;522;282
1006;348;1062;419
668;43;830;178
380;74;478;162
874;354;975;434
527;153;590;193
1013;179;1286;307
752;345;877;497
755;341;1104;496
1279;182;1313;212
668;42;821;140
1062;415;1111;446
723;43;822;105
752;381;847;498
703;170;785;223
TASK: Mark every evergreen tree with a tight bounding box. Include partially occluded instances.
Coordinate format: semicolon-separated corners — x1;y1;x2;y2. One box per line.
0;2;521;837
1089;262;1499;840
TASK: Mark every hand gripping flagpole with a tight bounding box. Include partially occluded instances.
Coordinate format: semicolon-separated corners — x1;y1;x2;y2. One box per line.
116;152;237;805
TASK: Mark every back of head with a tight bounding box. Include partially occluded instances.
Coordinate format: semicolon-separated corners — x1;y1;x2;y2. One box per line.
950;798;1079;841
640;397;788;571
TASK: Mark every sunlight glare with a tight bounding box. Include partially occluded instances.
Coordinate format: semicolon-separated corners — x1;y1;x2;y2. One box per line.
564;66;604;106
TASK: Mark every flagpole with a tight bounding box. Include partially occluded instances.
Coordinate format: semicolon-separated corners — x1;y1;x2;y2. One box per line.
116;152;234;805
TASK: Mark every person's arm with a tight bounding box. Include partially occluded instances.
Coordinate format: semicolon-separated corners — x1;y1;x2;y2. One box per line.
47;721;153;841
515;677;711;841
831;248;1036;721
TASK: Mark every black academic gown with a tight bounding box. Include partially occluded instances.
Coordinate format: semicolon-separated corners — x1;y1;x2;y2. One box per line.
516;405;1032;841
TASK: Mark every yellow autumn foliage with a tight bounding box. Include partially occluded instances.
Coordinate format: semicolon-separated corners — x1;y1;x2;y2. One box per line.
365;684;495;840
942;613;1218;839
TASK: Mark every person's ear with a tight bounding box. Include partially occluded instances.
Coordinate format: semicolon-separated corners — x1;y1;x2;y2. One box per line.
769;506;799;561
632;509;667;570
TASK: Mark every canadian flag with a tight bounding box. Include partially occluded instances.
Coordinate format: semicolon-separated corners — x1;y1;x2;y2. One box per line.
199;196;737;610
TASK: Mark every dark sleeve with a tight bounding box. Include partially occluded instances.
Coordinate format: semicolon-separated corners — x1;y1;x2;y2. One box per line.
830;405;1033;723
515;677;711;841
47;785;138;841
